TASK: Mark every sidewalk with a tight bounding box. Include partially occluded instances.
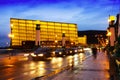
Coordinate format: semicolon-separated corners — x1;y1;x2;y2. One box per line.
52;52;110;80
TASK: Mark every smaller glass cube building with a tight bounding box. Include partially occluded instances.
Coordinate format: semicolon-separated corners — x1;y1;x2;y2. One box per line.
10;18;78;47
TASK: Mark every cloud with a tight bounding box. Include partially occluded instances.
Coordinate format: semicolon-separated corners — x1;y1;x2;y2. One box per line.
0;0;119;36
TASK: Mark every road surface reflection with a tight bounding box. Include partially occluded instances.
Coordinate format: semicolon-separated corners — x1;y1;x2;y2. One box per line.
0;52;88;80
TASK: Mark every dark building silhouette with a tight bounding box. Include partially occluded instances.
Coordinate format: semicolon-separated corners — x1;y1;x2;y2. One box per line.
78;30;107;45
115;14;120;39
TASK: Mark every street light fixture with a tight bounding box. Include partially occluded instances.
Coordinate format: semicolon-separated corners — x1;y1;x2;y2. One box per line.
107;15;116;47
55;40;58;43
8;33;14;47
107;30;112;37
8;33;14;38
11;24;13;28
55;40;58;48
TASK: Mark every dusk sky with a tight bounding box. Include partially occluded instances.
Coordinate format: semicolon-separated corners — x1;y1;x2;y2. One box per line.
0;0;120;37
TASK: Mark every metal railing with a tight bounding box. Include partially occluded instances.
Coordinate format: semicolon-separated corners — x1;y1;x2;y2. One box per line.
107;50;120;80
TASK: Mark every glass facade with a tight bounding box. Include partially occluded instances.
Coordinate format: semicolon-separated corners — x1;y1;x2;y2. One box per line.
10;18;78;47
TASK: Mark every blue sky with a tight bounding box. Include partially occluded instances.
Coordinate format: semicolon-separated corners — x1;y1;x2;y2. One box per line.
0;0;120;37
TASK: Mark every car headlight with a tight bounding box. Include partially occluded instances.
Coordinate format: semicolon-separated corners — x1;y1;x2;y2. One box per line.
70;51;72;53
31;53;36;57
52;51;55;54
24;53;29;56
80;49;83;52
38;54;44;57
78;49;82;52
75;50;77;52
59;52;62;55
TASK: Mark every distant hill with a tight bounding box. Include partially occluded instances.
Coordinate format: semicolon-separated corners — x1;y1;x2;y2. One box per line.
78;30;107;44
78;30;107;36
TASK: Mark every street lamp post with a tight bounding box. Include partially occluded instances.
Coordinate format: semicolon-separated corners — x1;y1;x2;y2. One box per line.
55;40;58;48
108;16;116;47
106;30;111;49
54;35;58;48
62;32;65;48
35;20;40;47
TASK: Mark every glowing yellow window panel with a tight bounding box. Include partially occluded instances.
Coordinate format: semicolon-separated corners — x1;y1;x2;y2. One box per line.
26;32;32;34
55;23;61;26
69;28;76;30
33;20;40;24
41;28;47;31
54;26;61;29
48;29;54;32
19;20;25;23
62;28;68;30
42;34;48;37
20;27;26;29
54;30;61;33
62;24;68;26
11;19;18;22
55;30;61;33
12;23;18;26
26;27;33;31
27;24;34;27
26;20;33;24
48;26;54;29
41;32;47;34
64;31;68;33
69;24;76;27
48;22;54;25
13;27;19;29
19;29;26;32
33;25;36;28
12;30;18;33
40;25;48;28
41;31;47;33
40;22;47;25
12;27;18;30
69;27;75;29
12;43;19;45
19;33;26;35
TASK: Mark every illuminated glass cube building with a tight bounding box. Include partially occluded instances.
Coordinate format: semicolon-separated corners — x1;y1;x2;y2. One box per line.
10;18;78;47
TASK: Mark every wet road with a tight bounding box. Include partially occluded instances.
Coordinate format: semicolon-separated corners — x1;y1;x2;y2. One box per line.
0;48;92;80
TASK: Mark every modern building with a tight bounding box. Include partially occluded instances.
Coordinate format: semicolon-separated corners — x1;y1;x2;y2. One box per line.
78;35;87;46
10;18;78;48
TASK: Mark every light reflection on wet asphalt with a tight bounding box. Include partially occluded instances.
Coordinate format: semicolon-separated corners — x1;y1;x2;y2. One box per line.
0;52;91;80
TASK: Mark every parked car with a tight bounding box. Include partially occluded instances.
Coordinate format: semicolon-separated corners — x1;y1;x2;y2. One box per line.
77;47;84;53
51;48;66;57
66;47;78;55
31;47;52;60
65;48;74;55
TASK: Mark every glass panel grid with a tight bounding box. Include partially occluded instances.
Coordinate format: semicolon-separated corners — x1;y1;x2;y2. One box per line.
10;18;78;46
